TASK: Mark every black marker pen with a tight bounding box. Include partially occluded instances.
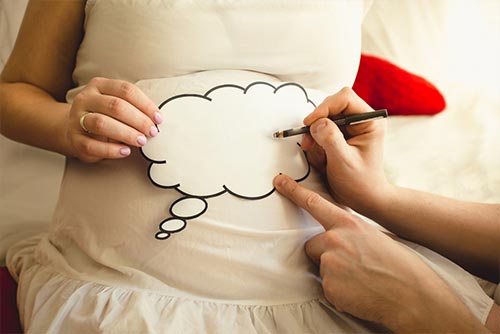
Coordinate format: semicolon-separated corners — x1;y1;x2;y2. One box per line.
273;109;388;138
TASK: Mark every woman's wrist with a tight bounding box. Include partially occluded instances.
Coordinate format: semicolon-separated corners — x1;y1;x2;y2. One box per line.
50;102;77;158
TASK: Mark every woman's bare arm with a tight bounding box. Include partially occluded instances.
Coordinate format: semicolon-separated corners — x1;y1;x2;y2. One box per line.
0;0;162;162
0;0;85;156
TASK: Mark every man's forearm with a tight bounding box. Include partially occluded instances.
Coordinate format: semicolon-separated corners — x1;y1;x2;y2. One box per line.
367;185;500;282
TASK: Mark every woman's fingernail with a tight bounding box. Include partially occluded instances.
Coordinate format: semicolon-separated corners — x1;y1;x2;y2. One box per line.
154;112;163;124
120;147;131;156
137;135;147;146
149;126;158;137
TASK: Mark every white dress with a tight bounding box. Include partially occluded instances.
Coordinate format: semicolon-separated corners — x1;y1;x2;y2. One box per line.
6;1;494;333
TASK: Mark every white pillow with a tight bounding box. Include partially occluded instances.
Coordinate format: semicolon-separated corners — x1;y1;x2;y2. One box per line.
0;0;28;69
361;0;500;95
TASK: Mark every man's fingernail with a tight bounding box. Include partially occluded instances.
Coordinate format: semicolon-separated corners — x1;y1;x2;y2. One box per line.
311;119;327;134
154;112;163;124
276;174;288;188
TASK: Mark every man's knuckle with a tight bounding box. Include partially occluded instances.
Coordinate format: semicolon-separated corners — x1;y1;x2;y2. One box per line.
340;86;354;98
320;250;337;265
323;231;339;247
304;192;322;210
342;215;360;229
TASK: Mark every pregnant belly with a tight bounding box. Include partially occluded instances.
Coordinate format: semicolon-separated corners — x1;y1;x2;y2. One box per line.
50;70;330;303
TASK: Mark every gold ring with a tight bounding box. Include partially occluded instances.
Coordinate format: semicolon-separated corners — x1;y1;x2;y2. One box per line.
79;112;92;133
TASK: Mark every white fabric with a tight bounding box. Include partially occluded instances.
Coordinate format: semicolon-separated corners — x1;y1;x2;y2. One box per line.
7;1;390;332
384;84;500;203
0;0;27;67
7;230;495;333
1;0;498;332
66;0;369;100
8;234;384;334
142;81;312;199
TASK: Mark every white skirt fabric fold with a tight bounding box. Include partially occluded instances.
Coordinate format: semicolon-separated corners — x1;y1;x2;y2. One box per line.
8;233;494;333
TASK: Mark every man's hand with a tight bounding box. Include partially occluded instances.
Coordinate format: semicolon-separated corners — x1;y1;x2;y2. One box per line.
273;174;490;333
300;87;391;216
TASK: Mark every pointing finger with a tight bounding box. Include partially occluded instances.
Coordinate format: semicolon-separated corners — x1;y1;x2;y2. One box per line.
273;174;350;231
309;118;350;160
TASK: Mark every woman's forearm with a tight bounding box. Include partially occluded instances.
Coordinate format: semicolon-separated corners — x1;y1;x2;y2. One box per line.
0;81;74;157
368;185;500;282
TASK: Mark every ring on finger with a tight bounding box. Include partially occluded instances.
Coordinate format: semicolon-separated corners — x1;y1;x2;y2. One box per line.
79;112;93;133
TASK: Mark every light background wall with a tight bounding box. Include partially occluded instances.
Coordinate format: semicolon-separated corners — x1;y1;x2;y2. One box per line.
362;0;500;99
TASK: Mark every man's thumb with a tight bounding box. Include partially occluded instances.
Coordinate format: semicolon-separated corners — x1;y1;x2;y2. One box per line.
309;118;349;159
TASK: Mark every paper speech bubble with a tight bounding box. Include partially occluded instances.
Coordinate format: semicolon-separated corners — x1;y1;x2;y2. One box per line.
141;81;315;239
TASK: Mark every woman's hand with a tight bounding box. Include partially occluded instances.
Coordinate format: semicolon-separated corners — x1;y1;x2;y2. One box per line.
66;77;162;163
301;87;391;215
273;174;490;333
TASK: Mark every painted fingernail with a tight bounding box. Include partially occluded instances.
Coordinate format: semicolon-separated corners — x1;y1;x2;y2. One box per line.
154;112;163;124
120;147;131;156
149;126;158;137
137;135;147;146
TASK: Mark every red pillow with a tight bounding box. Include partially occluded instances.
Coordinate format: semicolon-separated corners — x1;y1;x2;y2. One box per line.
353;54;446;116
0;267;22;334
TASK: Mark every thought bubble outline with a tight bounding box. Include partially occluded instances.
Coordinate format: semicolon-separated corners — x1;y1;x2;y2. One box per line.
140;81;315;240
